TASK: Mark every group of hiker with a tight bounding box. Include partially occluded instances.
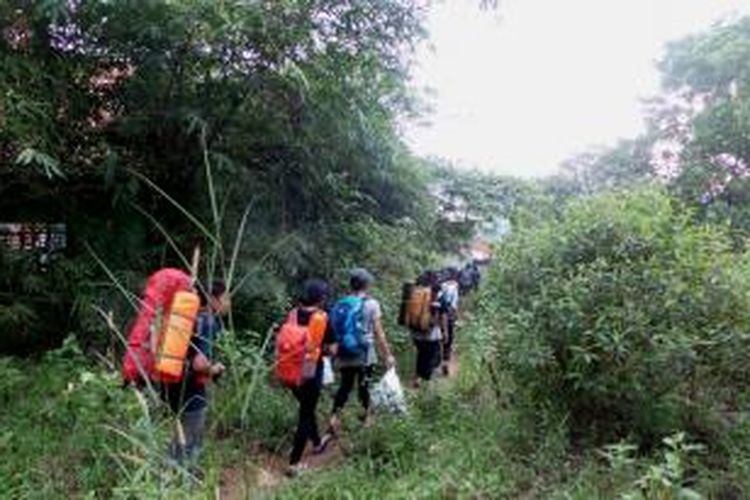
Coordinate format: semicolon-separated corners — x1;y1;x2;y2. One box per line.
120;261;479;477
401;266;463;388
275;268;395;475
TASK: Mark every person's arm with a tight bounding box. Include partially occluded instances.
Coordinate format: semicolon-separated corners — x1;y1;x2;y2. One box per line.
323;318;338;357
373;316;396;368
191;314;225;379
192;352;223;376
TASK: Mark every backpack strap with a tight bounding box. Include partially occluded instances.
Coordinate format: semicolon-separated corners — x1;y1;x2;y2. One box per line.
287;308;300;325
355;294;368;310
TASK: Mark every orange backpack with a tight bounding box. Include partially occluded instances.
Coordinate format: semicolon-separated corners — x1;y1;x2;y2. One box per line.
405;286;432;332
122;268;193;384
275;309;326;388
153;290;201;383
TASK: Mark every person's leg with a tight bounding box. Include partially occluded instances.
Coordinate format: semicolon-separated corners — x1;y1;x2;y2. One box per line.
181;408;207;465
333;367;356;413
357;365;374;413
415;340;432;382
168;419;184;464
330;366;356;433
163;385;184;464
430;340;441;371
308;385;321;449
442;313;456;375
413;339;423;387
443;316;455;362
290;381;321;465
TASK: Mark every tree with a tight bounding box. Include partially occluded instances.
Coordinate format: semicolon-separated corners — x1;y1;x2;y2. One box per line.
650;17;750;238
0;0;437;352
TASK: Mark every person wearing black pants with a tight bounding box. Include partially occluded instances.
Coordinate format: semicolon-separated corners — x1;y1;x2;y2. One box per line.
442;310;456;366
412;283;442;388
284;279;334;477
438;270;460;376
333;365;375;414
328;268;396;433
290;375;323;466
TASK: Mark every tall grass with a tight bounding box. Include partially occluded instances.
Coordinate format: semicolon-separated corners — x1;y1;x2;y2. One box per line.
0;132;442;498
89;133;285;496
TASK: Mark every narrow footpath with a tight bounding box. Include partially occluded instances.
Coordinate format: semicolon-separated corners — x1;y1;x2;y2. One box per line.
219;354;461;499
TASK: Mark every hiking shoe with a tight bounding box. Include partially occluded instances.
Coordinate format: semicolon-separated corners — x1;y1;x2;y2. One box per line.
285;463;308;478
327;415;341;437
313;434;333;455
359;413;373;427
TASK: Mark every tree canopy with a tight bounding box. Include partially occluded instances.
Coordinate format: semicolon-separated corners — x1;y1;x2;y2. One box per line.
0;0;444;352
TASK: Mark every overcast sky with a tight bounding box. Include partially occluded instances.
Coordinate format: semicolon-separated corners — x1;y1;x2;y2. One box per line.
405;0;750;177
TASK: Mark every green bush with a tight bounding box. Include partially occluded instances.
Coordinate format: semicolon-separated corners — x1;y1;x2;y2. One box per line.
485;187;750;443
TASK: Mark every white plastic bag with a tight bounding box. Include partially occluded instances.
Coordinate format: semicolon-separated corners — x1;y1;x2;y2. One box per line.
370;367;407;414
322;357;335;386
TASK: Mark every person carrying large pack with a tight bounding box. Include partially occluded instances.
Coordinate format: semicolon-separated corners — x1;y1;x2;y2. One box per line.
122;267;196;386
328;268;396;432
410;274;443;388
398;270;434;333
274;279;335;477
161;280;228;467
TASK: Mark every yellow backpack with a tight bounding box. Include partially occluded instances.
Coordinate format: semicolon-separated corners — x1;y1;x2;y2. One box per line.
403;285;432;332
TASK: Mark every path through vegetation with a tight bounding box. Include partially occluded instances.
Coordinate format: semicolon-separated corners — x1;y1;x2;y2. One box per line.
219;354;462;499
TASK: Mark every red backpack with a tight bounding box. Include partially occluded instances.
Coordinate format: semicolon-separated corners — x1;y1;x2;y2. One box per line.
275;310;318;388
122;268;192;385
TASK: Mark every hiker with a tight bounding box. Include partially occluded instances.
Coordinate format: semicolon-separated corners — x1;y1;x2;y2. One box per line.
276;279;335;477
329;268;396;431
411;273;442;388
161;280;228;467
438;268;460;376
470;261;481;289
459;262;476;295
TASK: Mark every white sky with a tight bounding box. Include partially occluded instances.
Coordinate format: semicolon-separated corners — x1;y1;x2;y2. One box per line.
406;0;750;177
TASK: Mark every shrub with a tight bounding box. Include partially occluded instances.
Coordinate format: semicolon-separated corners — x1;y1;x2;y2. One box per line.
485;187;750;443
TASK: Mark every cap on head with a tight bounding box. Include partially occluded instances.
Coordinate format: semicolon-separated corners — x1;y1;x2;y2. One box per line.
350;267;374;292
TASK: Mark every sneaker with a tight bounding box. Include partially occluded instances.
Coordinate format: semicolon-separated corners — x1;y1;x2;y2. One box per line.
286;463;308;478
327;415;341;436
360;413;373;428
313;434;333;455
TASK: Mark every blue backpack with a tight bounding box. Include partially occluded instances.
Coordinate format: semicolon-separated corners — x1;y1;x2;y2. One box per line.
330;296;368;357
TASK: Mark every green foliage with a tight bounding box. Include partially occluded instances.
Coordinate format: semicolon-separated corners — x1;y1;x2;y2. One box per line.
641;17;750;239
276;379;532;499
425;160;532;253
484;187;750;443
628;433;703;500
0;332;277;498
0;341;133;497
543;138;655;202
0;0;445;353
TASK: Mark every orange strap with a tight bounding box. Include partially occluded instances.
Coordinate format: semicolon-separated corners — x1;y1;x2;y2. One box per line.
286;308;328;357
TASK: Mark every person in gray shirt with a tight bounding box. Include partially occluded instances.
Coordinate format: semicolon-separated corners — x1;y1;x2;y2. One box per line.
329;268;396;432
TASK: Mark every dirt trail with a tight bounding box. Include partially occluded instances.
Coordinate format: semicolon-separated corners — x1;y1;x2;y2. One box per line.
219;432;345;499
219;356;460;499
